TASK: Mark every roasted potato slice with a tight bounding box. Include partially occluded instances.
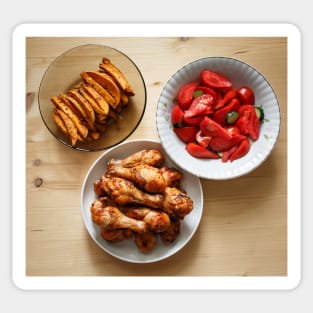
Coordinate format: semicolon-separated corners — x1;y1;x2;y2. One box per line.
80;84;109;116
85;71;121;105
51;96;88;138
67;89;96;127
53;110;68;134
89;131;101;140
99;58;135;95
80;72;116;108
77;84;103;115
55;109;78;146
62;94;87;121
120;91;129;106
59;94;83;119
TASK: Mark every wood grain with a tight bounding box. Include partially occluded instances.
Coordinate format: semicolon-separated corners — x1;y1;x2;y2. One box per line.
26;37;287;276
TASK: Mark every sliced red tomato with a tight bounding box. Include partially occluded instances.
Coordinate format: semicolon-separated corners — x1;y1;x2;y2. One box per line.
212;98;241;126
184;93;214;118
200;70;232;90
173;126;198;143
237;86;255;106
171;104;184;127
236;105;260;140
177;81;199;110
236;106;251;136
185;142;219;159
214;88;237;110
183;115;204;127
194;86;217;100
247;107;260;140
224;125;241;136
209;134;246;152
229;138;251;162
196;130;211;148
221;145;238;162
200;116;232;139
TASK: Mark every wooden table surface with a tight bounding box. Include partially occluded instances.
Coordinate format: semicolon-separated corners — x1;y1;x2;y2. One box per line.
26;37;287;277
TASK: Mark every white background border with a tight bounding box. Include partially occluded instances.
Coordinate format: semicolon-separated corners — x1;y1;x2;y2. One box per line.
12;23;301;290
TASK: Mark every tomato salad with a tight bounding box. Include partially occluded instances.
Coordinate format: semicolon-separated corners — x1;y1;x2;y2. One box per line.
171;69;264;162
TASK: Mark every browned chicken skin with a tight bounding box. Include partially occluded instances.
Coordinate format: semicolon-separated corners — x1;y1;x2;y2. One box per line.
108;149;164;168
100;228;133;242
97;176;193;219
162;187;194;219
107;163;182;193
122;207;171;232
134;232;158;253
99;175;164;208
160;219;181;245
90;199;146;233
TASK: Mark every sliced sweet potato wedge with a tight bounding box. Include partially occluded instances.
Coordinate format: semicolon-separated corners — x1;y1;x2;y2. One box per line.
99;58;135;95
77;84;104;115
51;96;88;138
85;71;120;105
54;109;78;146
80;83;109;116
80;71;116;108
67;89;96;126
53;110;68;134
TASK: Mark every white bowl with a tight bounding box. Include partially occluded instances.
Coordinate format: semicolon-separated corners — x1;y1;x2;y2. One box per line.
156;57;281;179
80;139;203;263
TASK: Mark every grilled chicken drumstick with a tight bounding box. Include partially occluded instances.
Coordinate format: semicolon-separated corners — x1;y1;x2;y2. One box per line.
98;176;193;219
99;175;164;208
107;149;164;168
90;198;146;233
100;227;133;242
162;187;194;219
107;163;182;193
122;207;171;232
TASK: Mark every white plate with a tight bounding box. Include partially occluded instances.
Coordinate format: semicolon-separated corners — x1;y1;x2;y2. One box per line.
80;139;203;263
156;57;281;179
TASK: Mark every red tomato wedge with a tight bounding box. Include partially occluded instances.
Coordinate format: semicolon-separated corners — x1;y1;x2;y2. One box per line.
184;94;214;118
171;104;184;126
200;116;231;139
237;86;255;106
212;98;241;126
236;105;260;140
173;127;198;143
177;81;199;110
186;142;219;159
229;137;251;162
194;86;217;100
183;115;204;127
214;88;237;110
209;134;246;152
200;70;233;90
196;130;211;148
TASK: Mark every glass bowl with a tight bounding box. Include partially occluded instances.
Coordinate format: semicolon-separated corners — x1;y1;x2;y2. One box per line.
38;44;146;151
